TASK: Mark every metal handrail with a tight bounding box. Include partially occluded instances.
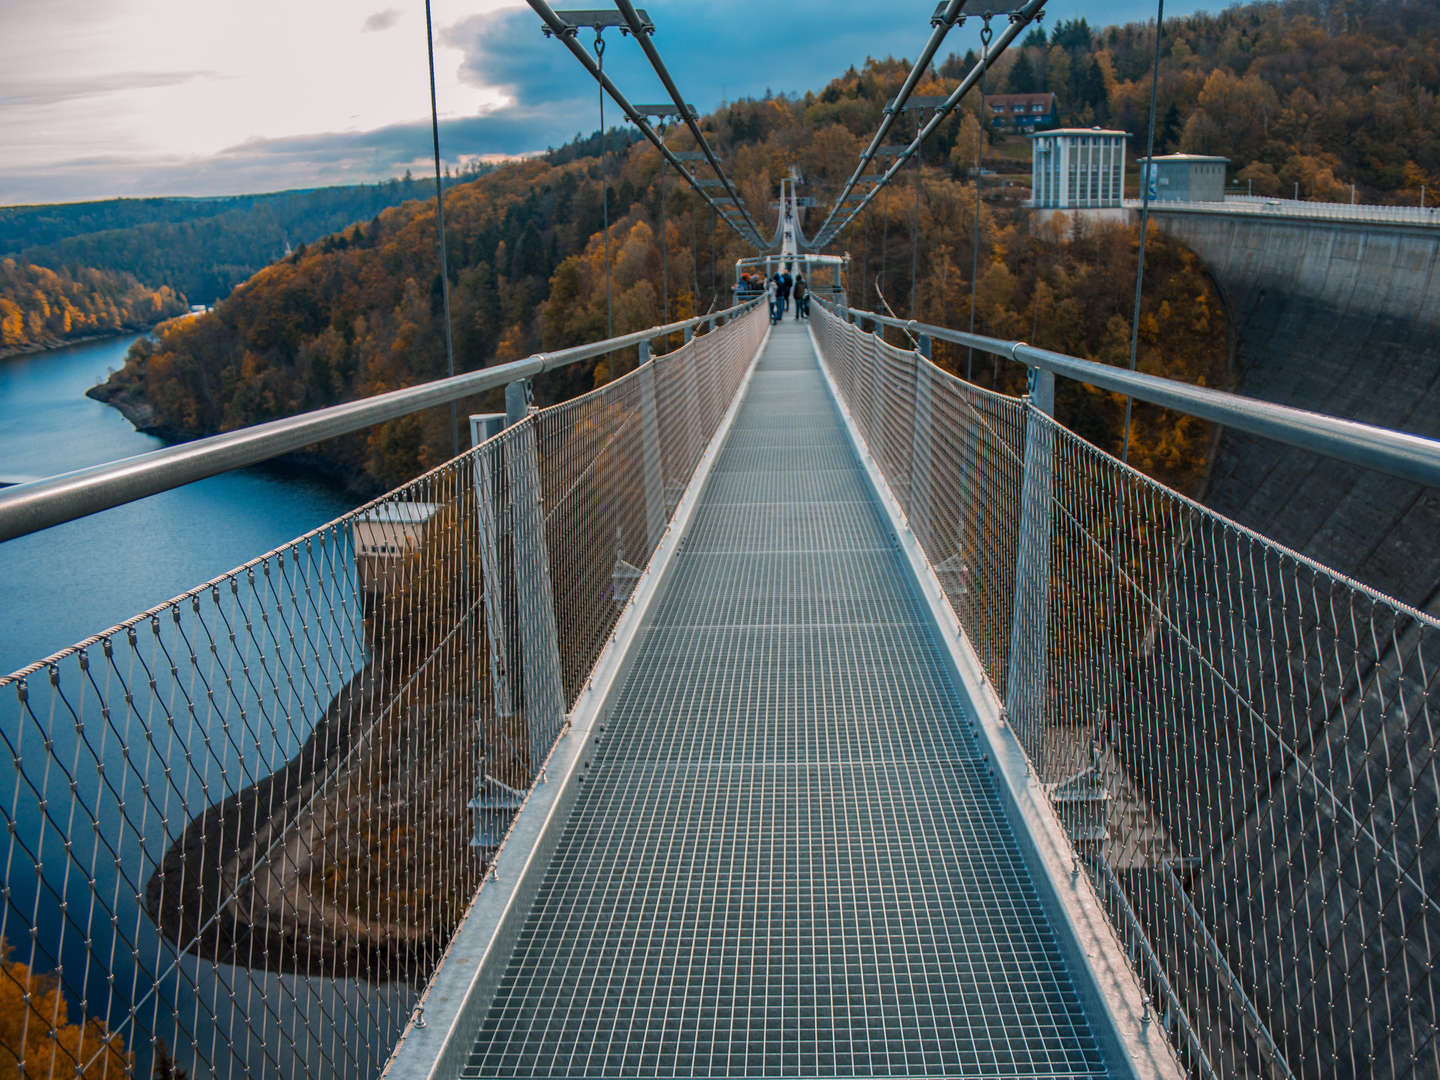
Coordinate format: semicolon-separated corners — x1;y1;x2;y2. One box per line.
827;300;1440;489
0;301;759;542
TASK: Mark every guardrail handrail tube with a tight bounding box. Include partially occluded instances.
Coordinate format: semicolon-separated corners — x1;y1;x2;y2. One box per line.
0;301;757;543
826;299;1440;490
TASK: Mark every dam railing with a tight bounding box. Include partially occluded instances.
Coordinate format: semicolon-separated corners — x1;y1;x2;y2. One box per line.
812;299;1439;1079
1128;194;1440;229
0;302;766;1079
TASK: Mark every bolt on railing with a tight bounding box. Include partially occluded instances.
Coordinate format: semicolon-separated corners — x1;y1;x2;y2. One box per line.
0;303;766;1079
811;300;1439;1080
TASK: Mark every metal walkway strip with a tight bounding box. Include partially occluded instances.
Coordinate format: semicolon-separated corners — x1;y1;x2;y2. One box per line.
460;323;1110;1079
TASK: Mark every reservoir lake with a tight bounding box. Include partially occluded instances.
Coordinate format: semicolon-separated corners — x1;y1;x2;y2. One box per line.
0;334;357;676
0;334;387;1078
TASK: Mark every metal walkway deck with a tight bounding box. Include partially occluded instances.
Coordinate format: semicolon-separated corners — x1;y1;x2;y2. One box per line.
461;322;1110;1078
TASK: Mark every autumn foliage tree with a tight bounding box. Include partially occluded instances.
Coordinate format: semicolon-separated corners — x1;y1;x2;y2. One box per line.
0;939;130;1077
0;258;185;353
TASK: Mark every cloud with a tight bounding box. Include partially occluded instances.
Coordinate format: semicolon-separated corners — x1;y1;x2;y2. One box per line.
0;108;567;204
445;7;604;104
361;8;400;33
0;70;214;108
443;1;946;128
0;0;1220;204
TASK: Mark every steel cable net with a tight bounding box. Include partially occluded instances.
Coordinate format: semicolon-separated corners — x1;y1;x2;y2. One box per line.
812;301;1439;1080
0;304;764;1079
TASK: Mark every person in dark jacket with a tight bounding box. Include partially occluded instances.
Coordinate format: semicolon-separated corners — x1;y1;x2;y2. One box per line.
779;271;792;313
793;274;809;319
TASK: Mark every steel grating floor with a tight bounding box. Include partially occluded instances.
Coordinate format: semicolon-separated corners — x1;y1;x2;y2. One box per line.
462;323;1110;1078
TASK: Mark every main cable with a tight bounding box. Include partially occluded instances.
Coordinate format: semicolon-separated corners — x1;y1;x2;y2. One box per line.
812;0;968;244
527;0;765;249
612;0;767;248
814;0;1046;248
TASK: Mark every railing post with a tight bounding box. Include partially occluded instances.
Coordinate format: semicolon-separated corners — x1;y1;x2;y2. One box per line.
682;331;703;462
909;360;933;543
506;421;566;774
471;414;523;852
684;324;694;344
505;379;531;428
1006;367;1054;755
638;339;652;367
865;328;884;448
472;429;515;724
638;364;666;549
918;333;932;361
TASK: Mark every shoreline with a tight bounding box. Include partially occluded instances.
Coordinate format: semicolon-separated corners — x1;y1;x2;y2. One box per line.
0;330;136;362
86;380;381;502
143;666;441;982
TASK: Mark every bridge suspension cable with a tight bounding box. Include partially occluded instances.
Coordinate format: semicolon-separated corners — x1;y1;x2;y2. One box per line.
423;0;458;453
612;0;771;250
528;1;767;249
1122;0;1167;464
810;0;969;245
811;0;1046;249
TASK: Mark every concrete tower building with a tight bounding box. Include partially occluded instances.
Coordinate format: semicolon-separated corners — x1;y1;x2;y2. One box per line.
1029;128;1128;209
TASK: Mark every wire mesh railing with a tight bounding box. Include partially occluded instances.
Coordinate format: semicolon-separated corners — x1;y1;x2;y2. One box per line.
812;301;1439;1080
0;302;765;1079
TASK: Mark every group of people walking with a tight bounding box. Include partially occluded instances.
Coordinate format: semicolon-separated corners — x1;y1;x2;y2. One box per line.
764;270;808;323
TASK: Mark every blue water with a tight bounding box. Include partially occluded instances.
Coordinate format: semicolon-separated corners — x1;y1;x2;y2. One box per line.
0;335;356;676
0;336;391;1078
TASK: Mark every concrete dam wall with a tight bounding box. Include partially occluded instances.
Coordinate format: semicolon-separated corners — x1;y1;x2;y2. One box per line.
1134;208;1440;1076
1149;208;1440;617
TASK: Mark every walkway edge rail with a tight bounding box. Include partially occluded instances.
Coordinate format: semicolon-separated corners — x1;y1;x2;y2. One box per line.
825;299;1440;488
810;301;1440;1078
0;302;757;543
379;320;772;1080
807;319;1185;1080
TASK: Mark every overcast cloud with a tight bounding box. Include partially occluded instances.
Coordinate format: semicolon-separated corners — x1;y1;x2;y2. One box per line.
1;0;1215;205
363;9;403;33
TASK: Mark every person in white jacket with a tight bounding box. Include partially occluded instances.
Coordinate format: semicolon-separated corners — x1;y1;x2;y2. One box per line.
765;274;780;323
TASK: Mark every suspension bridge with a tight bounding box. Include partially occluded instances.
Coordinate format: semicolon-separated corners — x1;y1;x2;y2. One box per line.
1;2;1438;1079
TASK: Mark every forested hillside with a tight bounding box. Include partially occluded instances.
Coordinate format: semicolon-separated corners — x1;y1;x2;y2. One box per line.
971;0;1438;200
0;259;186;354
0;175;464;305
100;154;653;490
97;37;1233;494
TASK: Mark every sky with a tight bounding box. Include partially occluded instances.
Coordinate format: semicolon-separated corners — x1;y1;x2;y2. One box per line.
0;0;1221;206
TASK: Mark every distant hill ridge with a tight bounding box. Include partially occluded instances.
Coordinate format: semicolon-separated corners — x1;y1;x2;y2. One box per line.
0;176;464;306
